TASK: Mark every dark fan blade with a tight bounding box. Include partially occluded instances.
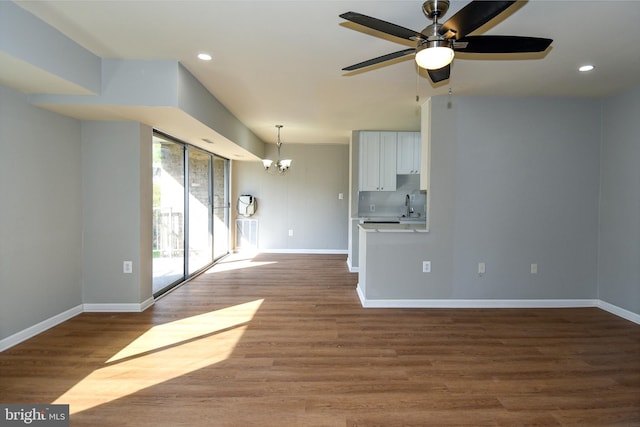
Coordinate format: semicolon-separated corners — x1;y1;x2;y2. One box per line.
440;1;516;39
340;11;422;41
454;35;552;53
427;64;451;83
342;48;415;71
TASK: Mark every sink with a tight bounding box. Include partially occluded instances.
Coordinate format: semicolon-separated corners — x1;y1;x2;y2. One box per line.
361;216;425;225
400;219;425;224
399;214;423;224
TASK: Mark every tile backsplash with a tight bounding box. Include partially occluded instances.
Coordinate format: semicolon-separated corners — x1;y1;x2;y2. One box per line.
358;175;426;218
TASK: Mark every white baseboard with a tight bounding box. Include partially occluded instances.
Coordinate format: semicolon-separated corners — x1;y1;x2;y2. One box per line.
358;297;599;309
598;300;640;324
0;304;83;352
258;249;348;255
84;297;155;313
356;294;639;325
346;257;359;273
356;284;366;305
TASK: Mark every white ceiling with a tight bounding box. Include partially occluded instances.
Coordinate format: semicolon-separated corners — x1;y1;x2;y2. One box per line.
11;0;640;146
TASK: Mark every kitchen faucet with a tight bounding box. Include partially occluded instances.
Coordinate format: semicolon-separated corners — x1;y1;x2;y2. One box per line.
405;194;413;217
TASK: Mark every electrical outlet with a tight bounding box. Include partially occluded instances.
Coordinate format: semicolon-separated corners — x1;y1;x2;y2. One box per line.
478;262;486;275
338;192;344;200
123;261;133;274
422;261;431;273
369;204;375;212
531;263;538;274
288;229;294;237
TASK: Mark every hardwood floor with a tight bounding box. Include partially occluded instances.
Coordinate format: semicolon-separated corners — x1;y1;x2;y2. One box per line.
1;253;639;426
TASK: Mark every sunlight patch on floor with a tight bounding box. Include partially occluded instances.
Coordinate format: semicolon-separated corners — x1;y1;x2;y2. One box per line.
204;252;276;273
53;299;263;414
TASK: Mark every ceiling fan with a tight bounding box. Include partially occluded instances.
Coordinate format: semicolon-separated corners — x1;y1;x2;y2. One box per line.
339;0;552;83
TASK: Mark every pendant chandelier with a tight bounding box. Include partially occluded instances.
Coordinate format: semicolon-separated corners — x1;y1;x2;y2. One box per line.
262;125;292;175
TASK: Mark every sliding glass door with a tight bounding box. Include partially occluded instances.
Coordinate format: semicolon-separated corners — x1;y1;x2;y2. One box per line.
188;148;213;274
152;136;186;293
152;132;230;296
213;155;229;260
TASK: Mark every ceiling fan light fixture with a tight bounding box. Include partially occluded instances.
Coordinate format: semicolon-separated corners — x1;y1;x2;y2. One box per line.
415;40;454;70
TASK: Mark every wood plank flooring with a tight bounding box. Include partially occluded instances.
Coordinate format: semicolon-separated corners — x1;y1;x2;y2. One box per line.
1;253;639;426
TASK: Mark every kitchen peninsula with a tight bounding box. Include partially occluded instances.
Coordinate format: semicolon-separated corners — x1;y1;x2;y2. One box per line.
357;222;429;306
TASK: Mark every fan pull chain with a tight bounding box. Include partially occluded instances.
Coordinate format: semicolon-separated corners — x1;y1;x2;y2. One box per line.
416;65;420;103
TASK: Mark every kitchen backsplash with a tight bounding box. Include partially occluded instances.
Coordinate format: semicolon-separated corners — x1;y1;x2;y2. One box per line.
358;175;426;218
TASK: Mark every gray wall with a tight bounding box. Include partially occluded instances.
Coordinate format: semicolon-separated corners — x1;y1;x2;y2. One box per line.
0;1;101;94
598;88;640;314
449;96;601;299
177;64;264;158
0;85;83;339
233;144;349;252
81;121;153;305
0;85;154;343
363;96;602;301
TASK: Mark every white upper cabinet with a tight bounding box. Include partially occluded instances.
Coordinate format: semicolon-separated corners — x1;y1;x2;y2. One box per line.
396;131;421;174
359;131;397;191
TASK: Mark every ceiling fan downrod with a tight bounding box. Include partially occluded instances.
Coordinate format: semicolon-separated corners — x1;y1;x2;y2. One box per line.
419;0;454;54
422;0;450;22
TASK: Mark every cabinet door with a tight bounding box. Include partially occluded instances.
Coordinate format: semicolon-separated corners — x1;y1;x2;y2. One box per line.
397;132;421;174
359;131;381;191
411;132;421;173
379;131;397;191
397;132;416;174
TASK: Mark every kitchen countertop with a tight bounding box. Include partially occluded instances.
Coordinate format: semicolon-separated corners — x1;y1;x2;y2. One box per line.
360;216;425;223
358;223;428;233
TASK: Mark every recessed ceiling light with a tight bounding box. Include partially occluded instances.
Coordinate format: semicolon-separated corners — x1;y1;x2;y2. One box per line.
197;53;212;61
578;64;595;72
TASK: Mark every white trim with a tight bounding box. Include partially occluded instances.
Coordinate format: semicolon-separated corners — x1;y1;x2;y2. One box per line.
84;297;154;313
258;249;348;255
140;297;155;311
357;298;599;309
0;304;83;352
356;296;639;325
598;300;640;325
346;257;359;273
356;283;366;305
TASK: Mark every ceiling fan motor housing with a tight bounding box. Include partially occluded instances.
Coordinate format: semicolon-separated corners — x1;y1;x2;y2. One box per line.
421;1;452;46
422;0;450;20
